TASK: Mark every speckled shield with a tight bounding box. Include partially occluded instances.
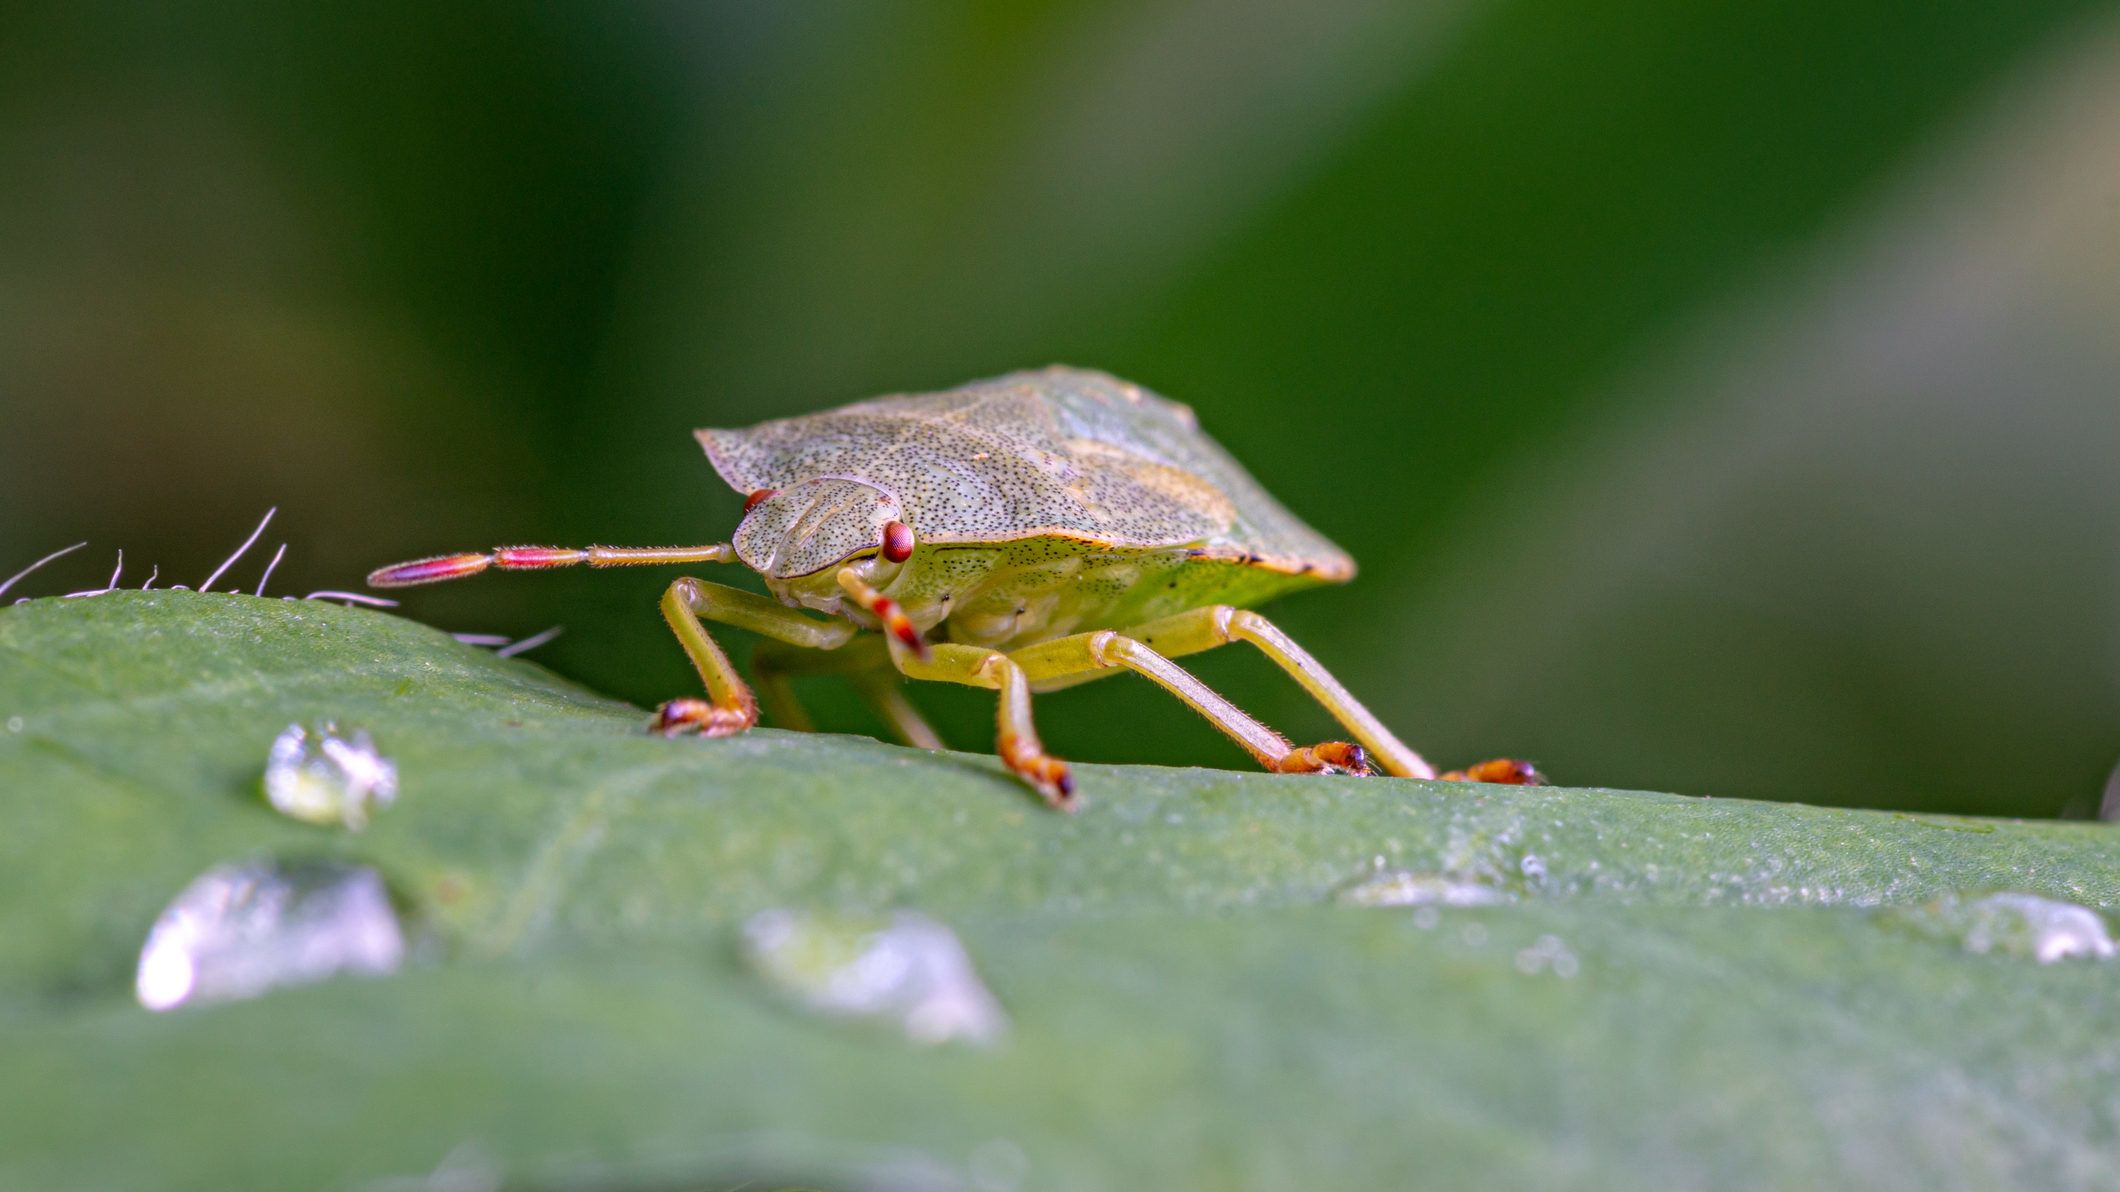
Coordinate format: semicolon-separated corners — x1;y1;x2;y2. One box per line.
697;366;1352;580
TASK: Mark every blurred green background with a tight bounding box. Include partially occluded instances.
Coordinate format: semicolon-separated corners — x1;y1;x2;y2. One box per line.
3;0;2115;817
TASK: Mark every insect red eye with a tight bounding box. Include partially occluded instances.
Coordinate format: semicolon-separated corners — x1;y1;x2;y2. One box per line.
743;488;778;512
881;520;915;563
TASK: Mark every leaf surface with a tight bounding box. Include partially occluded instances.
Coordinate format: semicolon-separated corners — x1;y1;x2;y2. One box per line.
2;593;2114;1189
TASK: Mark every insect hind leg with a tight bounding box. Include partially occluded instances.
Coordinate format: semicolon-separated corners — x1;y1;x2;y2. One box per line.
1118;606;1543;785
1007;630;1369;776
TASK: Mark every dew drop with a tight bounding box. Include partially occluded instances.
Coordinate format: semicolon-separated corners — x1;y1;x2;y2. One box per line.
263;722;398;831
1888;892;2118;964
741;909;1007;1045
135;859;405;1011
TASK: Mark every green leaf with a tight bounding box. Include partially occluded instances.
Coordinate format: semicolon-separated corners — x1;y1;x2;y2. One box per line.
3;592;2116;1188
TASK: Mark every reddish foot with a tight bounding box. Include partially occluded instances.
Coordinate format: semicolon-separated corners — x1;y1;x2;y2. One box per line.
1276;741;1372;776
1000;738;1076;810
652;698;756;738
1440;758;1547;785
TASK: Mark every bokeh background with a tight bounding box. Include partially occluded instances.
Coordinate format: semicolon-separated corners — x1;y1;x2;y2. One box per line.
4;0;2116;817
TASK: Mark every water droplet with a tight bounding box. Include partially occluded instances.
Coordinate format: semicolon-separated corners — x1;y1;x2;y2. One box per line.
1411;906;1442;931
4;716;22;733
1335;868;1512;907
263;722;398;830
1888;892;2117;964
968;1138;1030;1192
1459;922;1489;947
1518;854;1547;883
1513;933;1580;978
741;909;1007;1045
135;859;405;1011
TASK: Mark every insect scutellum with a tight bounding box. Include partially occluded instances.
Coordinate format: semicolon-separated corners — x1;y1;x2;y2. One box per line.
370;366;1544;808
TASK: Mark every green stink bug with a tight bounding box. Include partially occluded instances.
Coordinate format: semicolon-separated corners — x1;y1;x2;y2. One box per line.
370;366;1537;808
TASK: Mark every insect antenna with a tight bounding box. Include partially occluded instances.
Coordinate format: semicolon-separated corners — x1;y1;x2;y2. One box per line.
368;543;735;588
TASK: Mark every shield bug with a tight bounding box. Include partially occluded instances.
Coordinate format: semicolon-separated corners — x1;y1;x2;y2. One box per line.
370;367;1538;808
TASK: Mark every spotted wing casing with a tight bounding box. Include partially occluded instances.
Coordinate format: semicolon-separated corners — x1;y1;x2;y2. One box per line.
698;366;1354;581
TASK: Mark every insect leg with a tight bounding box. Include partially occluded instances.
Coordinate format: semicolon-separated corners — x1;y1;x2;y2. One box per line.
749;648;817;734
654;578;857;738
1008;632;1368;776
1118;606;1544;784
751;637;945;749
851;673;948;751
835;566;1062;802
370;543;736;587
887;641;1072;808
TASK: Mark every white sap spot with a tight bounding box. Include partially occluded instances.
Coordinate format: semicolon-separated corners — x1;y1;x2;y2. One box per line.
135;859;404;1011
741;909;1008;1045
1335;868;1512;908
1891;892;2118;964
263;722;398;831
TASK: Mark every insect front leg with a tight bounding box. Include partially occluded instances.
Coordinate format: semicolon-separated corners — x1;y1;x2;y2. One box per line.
1120;606;1544;784
835;566;1069;806
890;641;1073;808
750;637;945;750
656;577;857;737
1008;631;1368;776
